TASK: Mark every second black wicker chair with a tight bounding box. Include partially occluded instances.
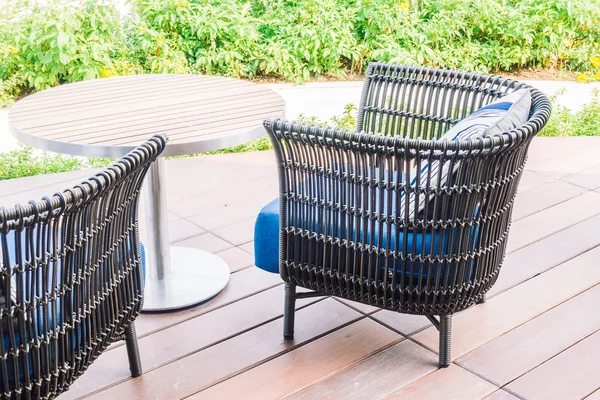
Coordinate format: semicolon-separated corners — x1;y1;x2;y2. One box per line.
0;135;166;398
254;63;551;367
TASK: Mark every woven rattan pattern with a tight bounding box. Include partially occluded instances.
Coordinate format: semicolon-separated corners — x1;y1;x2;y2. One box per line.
0;135;166;399
265;63;551;317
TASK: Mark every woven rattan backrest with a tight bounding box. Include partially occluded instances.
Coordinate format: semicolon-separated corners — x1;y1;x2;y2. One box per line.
357;63;527;139
0;135;166;398
264;63;551;314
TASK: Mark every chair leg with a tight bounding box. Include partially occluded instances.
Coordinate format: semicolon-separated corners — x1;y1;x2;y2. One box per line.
283;282;296;340
439;314;452;368
124;323;143;377
477;294;487;304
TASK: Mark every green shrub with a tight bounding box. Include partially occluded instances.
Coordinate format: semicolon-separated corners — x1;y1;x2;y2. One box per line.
121;14;189;75
354;0;600;73
540;89;600;137
256;0;359;81
0;145;81;180
1;0;600;103
133;0;262;77
0;0;129;102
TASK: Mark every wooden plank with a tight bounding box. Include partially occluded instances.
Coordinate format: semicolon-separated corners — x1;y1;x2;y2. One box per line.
412;245;600;361
172;232;233;253
12;81;273;122
525;137;600;167
39;98;281;143
190;319;401;400
587;389;600;400
511;179;586;221
13;85;279;130
12;77;240;115
458;284;600;386
211;217;256;246
336;298;380;315
134;266;282;337
506;191;600;253
483;389;520;400
92;112;279;147
12;75;220;107
32;93;281;138
560;163;600;190
383;364;497;400
213;246;255;273
19;77;254;108
167;174;277;218
505;330;600;400
61;285;321;399
288;340;437;400
526;141;600;179
86;299;362;400
516;170;554;193
187;195;276;231
490;213;600;298
371;310;431;336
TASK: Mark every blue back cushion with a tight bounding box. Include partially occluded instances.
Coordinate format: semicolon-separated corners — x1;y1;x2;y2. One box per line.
403;88;531;219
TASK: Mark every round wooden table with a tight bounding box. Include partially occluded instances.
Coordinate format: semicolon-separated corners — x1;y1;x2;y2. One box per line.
8;74;286;312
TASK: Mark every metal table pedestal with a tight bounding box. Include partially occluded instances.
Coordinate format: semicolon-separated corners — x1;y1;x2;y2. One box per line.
8;74;285;313
142;158;230;312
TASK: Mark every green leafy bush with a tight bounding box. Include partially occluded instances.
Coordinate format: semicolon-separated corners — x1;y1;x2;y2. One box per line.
1;0;600;104
0;0;129;101
256;0;359;80
539;89;600;137
0;145;81;180
0;144;115;181
133;0;260;77
0;0;189;104
354;0;600;73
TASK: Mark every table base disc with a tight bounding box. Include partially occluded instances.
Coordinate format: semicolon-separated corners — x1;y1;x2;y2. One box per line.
141;247;230;312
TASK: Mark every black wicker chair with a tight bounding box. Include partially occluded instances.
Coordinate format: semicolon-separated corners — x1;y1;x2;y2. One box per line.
0;135;167;398
254;63;551;367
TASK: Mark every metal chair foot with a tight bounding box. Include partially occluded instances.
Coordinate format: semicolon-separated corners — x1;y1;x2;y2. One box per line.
439;315;452;368
283;282;296;340
124;323;143;377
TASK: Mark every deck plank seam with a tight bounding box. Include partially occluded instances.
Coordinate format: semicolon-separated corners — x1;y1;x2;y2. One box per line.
76;294;331;398
511;183;590;223
490;242;600;301
507;209;600;255
280;337;406;400
448;282;600;370
583;388;600;399
492;326;600;392
181;314;371;399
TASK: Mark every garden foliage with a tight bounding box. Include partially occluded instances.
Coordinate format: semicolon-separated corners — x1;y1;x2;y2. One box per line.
1;0;600;104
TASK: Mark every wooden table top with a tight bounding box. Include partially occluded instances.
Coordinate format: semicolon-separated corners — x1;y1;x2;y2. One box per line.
8;74;286;157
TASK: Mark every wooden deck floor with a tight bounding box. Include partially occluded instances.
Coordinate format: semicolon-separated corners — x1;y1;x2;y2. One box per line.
2;137;600;400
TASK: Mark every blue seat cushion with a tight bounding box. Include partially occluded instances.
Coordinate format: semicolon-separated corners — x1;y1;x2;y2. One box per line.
255;198;281;274
254;198;479;280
